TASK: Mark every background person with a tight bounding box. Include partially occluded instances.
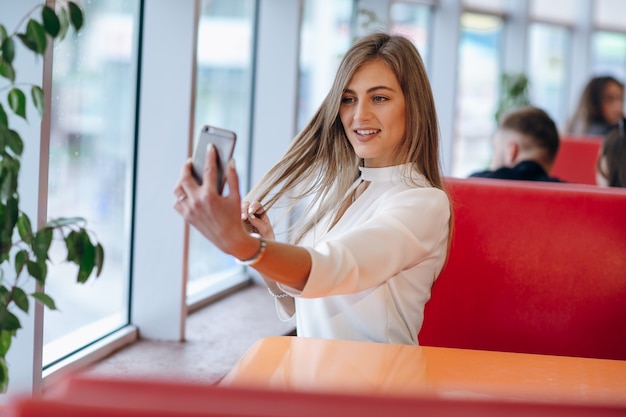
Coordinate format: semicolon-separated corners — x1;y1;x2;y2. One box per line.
173;33;452;345
596;119;626;188
565;76;625;136
470;106;562;182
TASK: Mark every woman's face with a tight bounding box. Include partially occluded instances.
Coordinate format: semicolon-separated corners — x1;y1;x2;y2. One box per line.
339;59;406;168
601;81;624;126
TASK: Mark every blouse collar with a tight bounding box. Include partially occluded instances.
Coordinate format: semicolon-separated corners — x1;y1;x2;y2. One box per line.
358;163;432;187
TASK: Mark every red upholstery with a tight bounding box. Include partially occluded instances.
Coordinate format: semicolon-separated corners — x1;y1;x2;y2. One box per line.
551;136;603;185
419;177;626;360
8;375;626;417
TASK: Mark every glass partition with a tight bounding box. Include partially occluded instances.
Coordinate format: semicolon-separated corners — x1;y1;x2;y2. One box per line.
43;0;140;367
452;12;503;177
186;0;257;303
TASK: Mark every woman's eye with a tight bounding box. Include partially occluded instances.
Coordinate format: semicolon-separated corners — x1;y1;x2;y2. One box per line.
341;96;355;104
373;95;388;103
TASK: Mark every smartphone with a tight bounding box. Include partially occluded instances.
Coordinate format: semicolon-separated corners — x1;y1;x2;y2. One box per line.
191;125;237;194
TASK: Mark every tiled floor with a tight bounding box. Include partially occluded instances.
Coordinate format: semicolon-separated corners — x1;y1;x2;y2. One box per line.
81;283;295;384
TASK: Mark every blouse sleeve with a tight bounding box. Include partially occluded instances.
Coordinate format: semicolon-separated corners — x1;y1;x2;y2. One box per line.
278;187;450;298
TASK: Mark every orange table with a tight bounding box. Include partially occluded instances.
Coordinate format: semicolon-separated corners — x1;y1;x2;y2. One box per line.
220;336;626;408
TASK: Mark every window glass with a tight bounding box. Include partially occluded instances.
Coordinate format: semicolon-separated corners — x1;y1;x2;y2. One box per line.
452;12;503;177
592;31;626;80
298;0;353;131
527;23;569;128
389;2;431;67
187;0;256;301
44;0;140;366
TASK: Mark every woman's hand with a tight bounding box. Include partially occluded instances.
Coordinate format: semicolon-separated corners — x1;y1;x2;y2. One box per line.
173;144;250;256
241;200;275;240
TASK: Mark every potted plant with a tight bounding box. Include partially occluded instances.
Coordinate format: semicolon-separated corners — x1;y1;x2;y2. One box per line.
494;72;531;122
0;1;103;391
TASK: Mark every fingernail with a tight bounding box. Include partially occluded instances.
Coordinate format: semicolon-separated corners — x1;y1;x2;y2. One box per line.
241;213;247;220
207;143;214;153
229;158;236;169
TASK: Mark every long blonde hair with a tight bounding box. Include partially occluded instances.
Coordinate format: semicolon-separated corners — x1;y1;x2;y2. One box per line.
247;32;445;243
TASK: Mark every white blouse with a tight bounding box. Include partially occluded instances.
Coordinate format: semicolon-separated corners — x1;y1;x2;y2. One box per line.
275;164;450;345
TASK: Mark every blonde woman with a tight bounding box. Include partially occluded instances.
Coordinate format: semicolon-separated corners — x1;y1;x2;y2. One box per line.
174;33;451;345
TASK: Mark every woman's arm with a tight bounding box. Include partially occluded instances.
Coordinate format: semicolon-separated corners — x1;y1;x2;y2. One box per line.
173;145;311;290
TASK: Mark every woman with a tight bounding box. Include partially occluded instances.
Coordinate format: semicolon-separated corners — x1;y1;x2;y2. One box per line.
596;118;626;188
174;33;451;345
566;76;625;136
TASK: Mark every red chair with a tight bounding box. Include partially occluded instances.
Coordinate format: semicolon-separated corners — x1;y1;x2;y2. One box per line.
551;136;603;185
420;177;626;360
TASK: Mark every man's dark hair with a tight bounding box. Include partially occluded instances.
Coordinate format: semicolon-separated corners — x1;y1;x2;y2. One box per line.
499;106;560;163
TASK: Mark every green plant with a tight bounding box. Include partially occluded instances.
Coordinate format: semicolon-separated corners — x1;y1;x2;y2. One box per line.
495;73;531;123
0;2;103;391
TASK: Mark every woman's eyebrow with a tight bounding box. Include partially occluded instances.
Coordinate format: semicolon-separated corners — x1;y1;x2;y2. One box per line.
343;85;396;94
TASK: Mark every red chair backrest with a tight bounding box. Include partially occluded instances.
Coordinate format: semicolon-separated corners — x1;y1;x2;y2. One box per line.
551;136;603;185
419;177;626;360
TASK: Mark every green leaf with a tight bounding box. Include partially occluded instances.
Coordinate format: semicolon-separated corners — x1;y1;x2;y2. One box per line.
1;37;15;65
0;60;15;83
6;129;23;156
31;292;56;310
95;243;104;276
14;250;28;277
42;6;61;37
56;7;70;41
77;235;95;283
0;330;14;358
2;198;19;236
0;104;7;127
46;217;84;228
17;213;32;243
31;85;45;118
8;88;26;119
68;2;84;32
26;260;46;286
0;354;8;393
0;287;10;305
25;19;47;55
0;25;7;43
0;304;21;332
32;227;53;262
12;287;29;314
64;230;81;262
17;33;37;53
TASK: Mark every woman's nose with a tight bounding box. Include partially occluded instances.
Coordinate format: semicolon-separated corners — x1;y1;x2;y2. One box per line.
354;101;372;121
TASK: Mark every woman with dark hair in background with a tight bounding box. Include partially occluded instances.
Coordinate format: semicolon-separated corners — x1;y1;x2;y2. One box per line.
565;76;624;136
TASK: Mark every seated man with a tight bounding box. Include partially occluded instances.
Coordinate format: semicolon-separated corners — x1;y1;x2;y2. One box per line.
470;106;563;182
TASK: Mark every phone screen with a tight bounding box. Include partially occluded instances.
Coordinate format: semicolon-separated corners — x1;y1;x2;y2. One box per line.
191;125;236;194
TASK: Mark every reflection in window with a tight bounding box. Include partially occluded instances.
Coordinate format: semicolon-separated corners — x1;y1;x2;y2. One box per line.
389;2;431;68
44;0;140;366
453;13;502;177
528;23;569;128
187;0;256;302
593;31;626;80
298;0;352;131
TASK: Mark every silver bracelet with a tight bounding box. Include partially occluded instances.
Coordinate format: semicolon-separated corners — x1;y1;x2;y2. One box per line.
267;287;289;299
236;233;266;266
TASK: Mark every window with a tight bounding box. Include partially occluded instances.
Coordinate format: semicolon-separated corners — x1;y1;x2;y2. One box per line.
527;23;569;127
298;0;353;131
43;0;140;367
452;12;503;177
592;31;626;80
187;0;257;303
389;2;432;67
